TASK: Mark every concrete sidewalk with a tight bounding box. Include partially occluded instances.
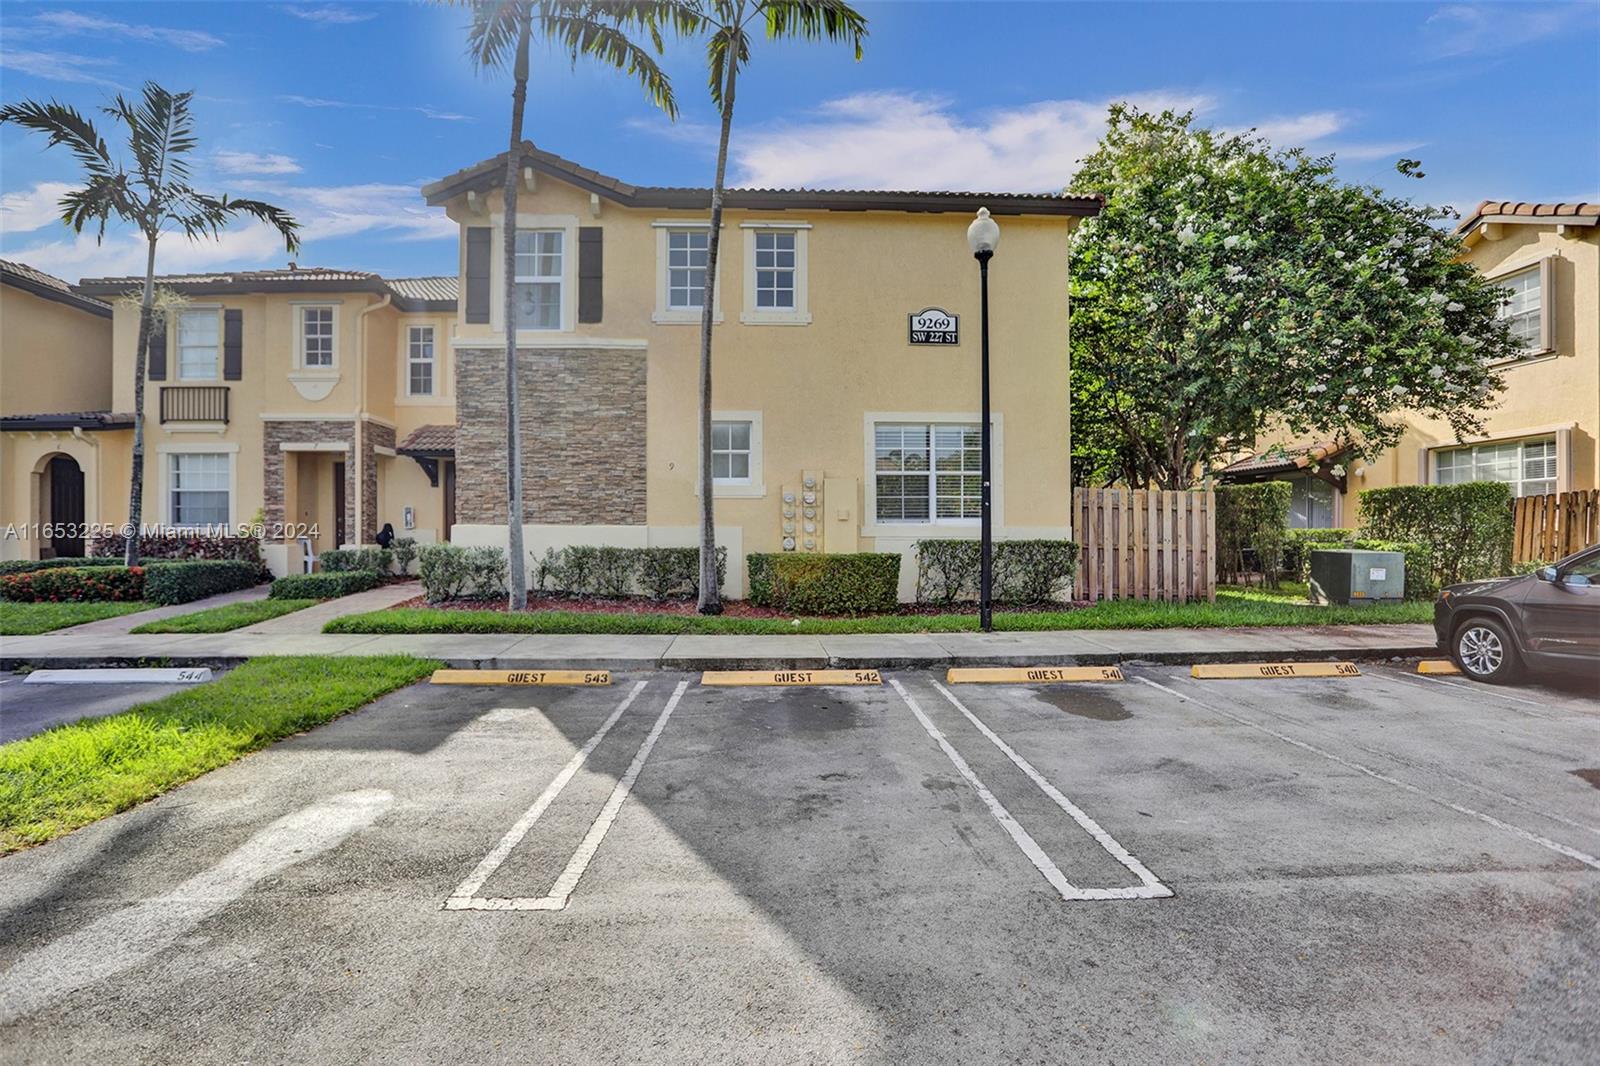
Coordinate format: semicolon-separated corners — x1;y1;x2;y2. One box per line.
63;586;270;636
0;622;1438;670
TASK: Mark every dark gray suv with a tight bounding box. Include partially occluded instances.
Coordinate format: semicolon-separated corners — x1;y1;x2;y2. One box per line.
1433;544;1600;685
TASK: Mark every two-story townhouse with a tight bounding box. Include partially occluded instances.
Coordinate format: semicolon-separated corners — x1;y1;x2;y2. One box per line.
423;143;1098;597
0;260;121;561
1217;201;1599;527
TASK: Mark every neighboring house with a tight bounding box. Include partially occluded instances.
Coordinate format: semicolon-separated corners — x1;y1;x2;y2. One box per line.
1218;201;1599;525
423;143;1097;597
0;260;120;560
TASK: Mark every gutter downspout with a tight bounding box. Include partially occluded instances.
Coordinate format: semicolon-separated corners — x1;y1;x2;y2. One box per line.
354;293;392;546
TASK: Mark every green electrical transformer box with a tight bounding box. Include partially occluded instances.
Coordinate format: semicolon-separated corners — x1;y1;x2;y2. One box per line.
1307;549;1406;606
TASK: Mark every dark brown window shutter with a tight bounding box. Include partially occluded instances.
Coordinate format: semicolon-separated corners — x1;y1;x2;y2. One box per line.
147;316;167;380
465;226;492;324
578;226;603;324
223;309;243;380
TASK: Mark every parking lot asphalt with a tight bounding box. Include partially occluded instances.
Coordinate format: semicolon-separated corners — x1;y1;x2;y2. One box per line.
0;672;197;743
1;665;1596;1064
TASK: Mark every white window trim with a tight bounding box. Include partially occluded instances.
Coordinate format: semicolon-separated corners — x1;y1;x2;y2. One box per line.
156;442;239;529
1486;255;1555;361
740;221;811;326
292;301;341;374
173;305;223;382
861;411;1003;538
492;213;578;337
405;324;437;398
653;220;723;324
1426;428;1567;496
710;410;764;498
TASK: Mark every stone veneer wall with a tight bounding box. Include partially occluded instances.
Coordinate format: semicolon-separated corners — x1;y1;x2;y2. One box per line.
454;346;647;525
263;419;355;542
361;420;395;541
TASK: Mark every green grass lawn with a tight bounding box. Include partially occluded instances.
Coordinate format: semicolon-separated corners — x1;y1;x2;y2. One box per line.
0;655;439;854
325;582;1432;636
131;598;318;634
0;601;150;635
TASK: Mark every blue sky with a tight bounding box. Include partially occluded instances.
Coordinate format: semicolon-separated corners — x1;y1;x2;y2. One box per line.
2;1;1596;282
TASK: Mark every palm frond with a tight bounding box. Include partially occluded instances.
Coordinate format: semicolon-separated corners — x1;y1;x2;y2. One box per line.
761;0;867;58
57;174;138;239
457;0;528;70
183;194;303;253
543;11;681;118
108;82;197;192
705;23;750;111
0;99;116;177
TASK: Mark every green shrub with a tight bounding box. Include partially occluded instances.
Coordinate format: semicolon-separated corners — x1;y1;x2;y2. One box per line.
0;556;124;577
143;560;263;606
392;538;418;575
90;530;262;565
0;565;145;602
465;546;508;598
1282;528;1356;583
535;545;726;599
914;539;1080;605
418;544;472;602
1215;483;1292;585
1358;482;1513;588
321;547;393;574
748;552;901;614
593;547;634;598
269;570;380;600
1278;528;1434;599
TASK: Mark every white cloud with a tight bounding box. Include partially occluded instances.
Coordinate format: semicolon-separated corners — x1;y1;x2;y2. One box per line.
28;10;225;52
1323;141;1429;162
0;49;125;88
1237;111;1347;145
278;94;472;122
215;151;303;176
1422;3;1594;58
281;5;377;25
0;182;78;235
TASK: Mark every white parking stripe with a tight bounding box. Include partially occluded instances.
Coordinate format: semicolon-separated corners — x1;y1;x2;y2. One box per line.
890;679;1170;902
1376;668;1561;720
444;681;647;906
930;679;1172;897
446;679;688;912
1134;675;1600;872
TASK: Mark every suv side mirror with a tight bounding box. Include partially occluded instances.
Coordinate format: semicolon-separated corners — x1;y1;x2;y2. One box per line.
1561;572;1592;591
1535;566;1559;582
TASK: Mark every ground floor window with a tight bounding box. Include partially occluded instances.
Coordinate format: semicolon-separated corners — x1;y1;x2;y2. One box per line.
711;420;751;483
1287;473;1336;529
1434;435;1556;497
169;452;230;527
875;423;982;523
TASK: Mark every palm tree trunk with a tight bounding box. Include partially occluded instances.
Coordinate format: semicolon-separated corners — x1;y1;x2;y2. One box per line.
695;45;739;615
501;11;532;610
125;235;158;567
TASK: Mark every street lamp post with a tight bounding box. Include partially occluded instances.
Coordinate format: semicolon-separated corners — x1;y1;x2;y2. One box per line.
966;208;1000;632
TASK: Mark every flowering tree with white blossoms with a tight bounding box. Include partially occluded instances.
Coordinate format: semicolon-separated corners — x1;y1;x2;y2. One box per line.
1068;105;1519;490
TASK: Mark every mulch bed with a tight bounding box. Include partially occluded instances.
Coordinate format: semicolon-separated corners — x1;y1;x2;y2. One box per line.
390;594;1090;618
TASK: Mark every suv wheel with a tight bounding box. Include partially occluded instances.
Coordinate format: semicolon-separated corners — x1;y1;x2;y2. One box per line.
1453;617;1521;684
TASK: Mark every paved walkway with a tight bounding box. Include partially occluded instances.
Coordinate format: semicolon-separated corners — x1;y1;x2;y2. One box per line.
0;622;1439;670
64;586;270;636
235;580;422;634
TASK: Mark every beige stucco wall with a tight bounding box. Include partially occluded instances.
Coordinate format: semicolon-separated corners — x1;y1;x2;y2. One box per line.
444;179;1076;594
0;285;112;416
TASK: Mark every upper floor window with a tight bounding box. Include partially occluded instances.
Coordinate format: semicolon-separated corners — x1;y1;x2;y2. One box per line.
668;229;709;310
300;306;335;368
741;223;810;325
754;231;796;309
711;420;752;483
1496;265;1543;351
1434;435;1556;498
176;310;218;380
408;326;435;396
875;423;982;523
514;229;563;330
169;452;230;527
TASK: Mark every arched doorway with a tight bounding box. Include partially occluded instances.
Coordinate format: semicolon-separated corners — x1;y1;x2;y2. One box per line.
43;454;86;558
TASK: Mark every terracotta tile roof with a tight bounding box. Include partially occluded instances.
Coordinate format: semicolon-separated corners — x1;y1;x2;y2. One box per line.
0;410;134;432
397;424;455;454
1454;201;1600;234
1;259;112;315
422;141;1103;218
386;275;458;307
1216;440;1348;479
74;267;459;310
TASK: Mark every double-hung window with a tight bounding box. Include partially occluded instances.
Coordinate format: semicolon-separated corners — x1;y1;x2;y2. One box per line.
711;420;752;483
1434;435;1556;497
875;423;983;523
514;229;563;330
753;230;796;309
301;306;335;368
668;229;709;310
407;326;435;396
1496;265;1543;352
176;310;219;380
169;452;230;527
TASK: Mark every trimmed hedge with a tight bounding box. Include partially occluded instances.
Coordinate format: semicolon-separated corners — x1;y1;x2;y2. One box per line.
0;556;124;577
143;560;264;606
392;538;418;575
321;547;394;574
915;539;1081;606
269;570;381;600
1358;483;1514;589
1216;483;1292;586
90;530;263;565
534;545;728;600
748;552;902;614
0;565;146;603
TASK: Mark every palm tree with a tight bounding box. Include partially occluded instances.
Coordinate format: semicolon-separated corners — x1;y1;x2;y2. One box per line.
1;84;299;566
691;1;867;614
450;0;691;609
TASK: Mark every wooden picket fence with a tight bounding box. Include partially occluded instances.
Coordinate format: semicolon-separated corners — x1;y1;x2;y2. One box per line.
1512;489;1600;564
1074;487;1216;602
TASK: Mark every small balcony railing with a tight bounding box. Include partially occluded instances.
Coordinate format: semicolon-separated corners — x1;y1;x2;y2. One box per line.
159;386;229;424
